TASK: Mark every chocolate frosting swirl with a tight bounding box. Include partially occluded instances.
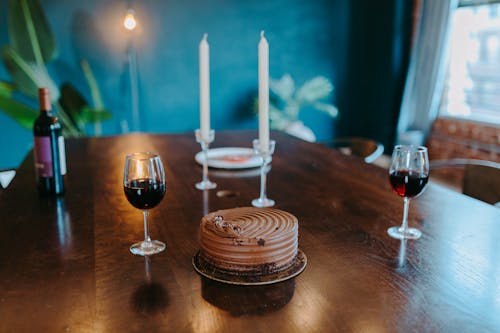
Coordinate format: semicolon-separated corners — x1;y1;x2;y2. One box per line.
200;207;298;274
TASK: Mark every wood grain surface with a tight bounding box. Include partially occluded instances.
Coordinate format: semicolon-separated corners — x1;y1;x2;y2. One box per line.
1;131;499;332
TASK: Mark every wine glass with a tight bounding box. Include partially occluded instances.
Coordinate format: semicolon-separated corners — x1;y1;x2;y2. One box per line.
124;152;166;255
251;139;276;207
387;145;429;240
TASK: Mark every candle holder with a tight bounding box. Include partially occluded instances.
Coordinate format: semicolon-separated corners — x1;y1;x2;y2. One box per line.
251;139;276;207
195;129;217;190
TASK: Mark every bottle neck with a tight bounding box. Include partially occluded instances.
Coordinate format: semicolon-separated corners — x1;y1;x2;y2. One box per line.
38;88;52;112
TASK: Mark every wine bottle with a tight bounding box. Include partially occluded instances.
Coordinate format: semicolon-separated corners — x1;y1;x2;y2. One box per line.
33;88;67;195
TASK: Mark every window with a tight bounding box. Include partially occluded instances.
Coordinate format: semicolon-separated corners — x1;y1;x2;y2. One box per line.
440;1;500;125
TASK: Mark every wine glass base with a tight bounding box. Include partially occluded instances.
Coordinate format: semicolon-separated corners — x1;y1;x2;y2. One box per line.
130;240;166;256
252;197;275;208
195;180;217;190
387;226;421;240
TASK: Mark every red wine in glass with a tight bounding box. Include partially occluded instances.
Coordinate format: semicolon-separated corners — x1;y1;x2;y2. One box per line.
124;179;166;210
389;170;429;198
387;145;429;240
124;152;166;256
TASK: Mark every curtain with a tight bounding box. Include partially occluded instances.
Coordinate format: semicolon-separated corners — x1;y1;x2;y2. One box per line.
396;0;458;145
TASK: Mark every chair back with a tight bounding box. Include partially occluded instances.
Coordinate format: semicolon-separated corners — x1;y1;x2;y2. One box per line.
463;162;500;205
430;159;500;205
324;137;384;163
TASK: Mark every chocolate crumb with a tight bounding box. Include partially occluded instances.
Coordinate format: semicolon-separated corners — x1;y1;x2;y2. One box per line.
257;238;265;246
259;262;277;275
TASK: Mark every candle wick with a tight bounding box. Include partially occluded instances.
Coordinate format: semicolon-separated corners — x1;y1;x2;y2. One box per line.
260;30;265;38
203;33;208;41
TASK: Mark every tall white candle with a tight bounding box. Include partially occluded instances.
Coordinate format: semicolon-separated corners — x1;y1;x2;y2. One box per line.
199;33;210;141
258;31;270;152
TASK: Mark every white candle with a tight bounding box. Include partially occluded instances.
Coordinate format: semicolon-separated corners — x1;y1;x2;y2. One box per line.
258;31;270;152
199;33;210;141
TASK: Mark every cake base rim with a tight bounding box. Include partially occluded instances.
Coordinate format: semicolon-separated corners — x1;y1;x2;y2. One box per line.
192;249;307;286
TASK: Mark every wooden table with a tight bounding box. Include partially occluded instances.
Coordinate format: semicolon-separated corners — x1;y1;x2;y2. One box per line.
1;131;499;332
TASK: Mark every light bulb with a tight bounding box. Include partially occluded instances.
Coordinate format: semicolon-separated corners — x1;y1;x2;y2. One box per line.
124;10;137;31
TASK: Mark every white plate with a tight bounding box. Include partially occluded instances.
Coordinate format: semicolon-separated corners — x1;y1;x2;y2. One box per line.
195;147;264;169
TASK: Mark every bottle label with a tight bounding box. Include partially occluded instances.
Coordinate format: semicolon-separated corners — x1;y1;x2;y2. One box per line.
34;136;53;177
59;136;67;175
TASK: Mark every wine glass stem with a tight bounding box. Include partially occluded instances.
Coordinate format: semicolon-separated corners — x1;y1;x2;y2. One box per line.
259;159;267;200
202;144;209;183
401;197;410;232
143;210;151;244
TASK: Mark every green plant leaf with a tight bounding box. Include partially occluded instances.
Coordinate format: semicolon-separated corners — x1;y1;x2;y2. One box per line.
8;0;57;64
270;74;295;102
79;107;112;123
2;46;59;101
0;94;37;129
54;101;83;137
0;81;15;97
80;60;104;109
59;83;87;129
269;104;291;130
59;83;111;126
313;102;338;118
296;76;333;104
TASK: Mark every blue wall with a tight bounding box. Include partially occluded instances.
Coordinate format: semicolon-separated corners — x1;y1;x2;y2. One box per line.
0;0;413;169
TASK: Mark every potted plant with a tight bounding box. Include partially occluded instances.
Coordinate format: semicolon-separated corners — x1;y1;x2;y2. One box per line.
0;0;111;137
265;74;338;142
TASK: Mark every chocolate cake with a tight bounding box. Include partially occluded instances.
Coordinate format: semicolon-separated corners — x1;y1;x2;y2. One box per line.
199;207;299;276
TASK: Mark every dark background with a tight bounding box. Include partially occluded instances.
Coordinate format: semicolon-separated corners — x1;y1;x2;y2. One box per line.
0;0;414;169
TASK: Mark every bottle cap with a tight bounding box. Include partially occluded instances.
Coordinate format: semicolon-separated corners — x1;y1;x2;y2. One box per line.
38;88;52;111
